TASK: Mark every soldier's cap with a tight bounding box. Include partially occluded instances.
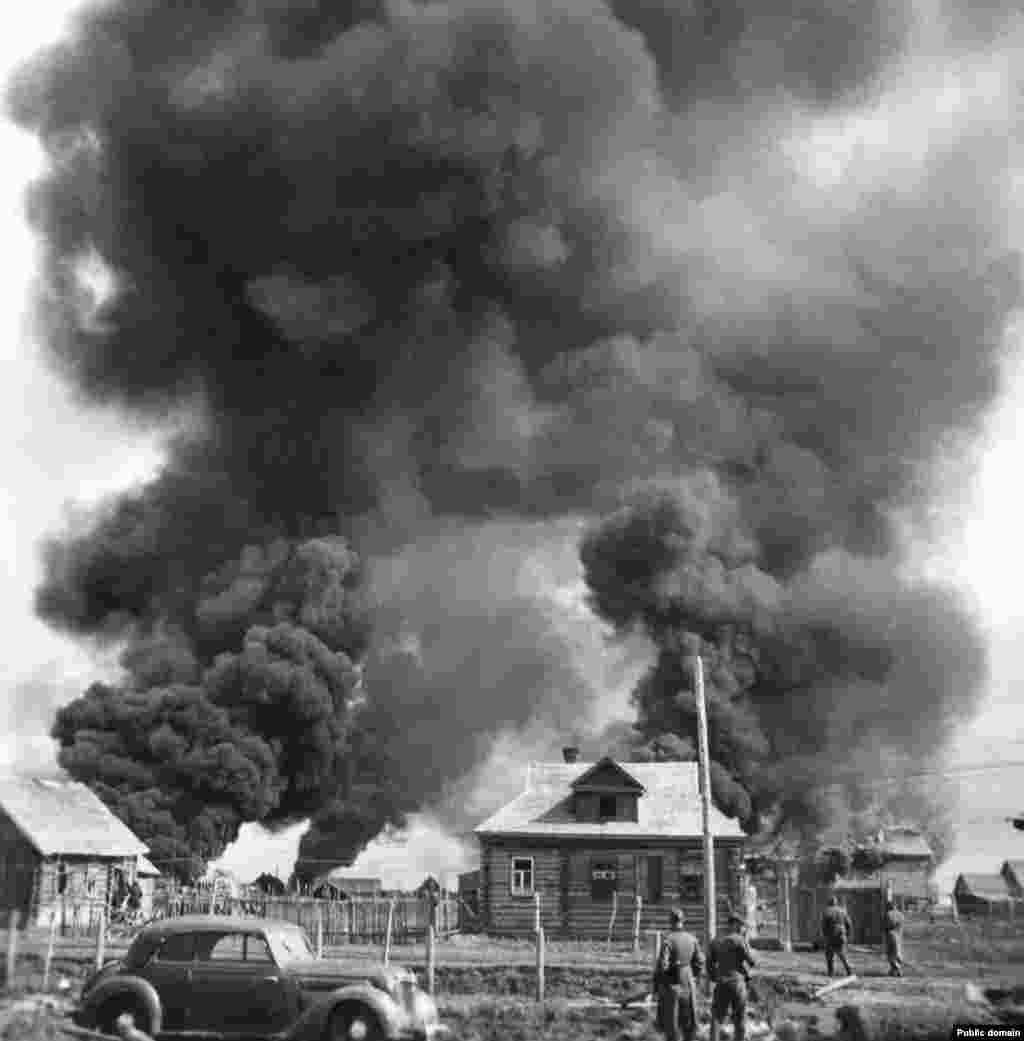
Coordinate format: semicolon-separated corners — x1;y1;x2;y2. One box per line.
669;908;685;925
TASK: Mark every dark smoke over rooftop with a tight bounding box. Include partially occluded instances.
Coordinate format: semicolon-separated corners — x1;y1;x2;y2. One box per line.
10;0;1021;877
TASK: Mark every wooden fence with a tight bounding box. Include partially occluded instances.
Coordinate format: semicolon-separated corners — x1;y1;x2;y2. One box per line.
24;892;458;946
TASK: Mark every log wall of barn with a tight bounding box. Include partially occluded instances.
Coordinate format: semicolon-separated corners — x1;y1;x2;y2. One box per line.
480;837;746;941
0;808;39;921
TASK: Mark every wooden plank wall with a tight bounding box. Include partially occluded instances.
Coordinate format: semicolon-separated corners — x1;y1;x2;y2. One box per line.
0;809;37;920
483;840;744;942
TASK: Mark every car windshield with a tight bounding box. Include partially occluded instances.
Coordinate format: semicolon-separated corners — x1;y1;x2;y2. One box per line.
270;925;316;963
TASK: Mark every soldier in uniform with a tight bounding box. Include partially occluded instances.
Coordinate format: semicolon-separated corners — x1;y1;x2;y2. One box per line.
708;912;757;1041
882;900;905;977
652;908;705;1041
820;896;853;977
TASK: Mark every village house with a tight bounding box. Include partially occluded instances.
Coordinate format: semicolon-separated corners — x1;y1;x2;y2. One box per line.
872;826;935;903
473;750;747;941
0;775;149;928
953;873;1014;916
1000;860;1024;899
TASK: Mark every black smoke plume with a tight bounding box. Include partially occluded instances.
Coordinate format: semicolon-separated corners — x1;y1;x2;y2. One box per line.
10;0;1020;877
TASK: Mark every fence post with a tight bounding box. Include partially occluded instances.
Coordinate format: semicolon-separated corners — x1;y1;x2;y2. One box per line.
652;930;661;965
95;903;108;970
607;890;618;948
426;924;436;997
633;895;643;952
5;909;20;990
534;891;541;934
316;904;324;959
536;926;545;1005
384;898;395;965
43;908;59;990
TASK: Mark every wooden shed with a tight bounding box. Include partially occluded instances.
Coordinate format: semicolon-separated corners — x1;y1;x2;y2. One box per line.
0;775;149;928
1000;860;1024;899
474;754;747;941
954;873;1013;915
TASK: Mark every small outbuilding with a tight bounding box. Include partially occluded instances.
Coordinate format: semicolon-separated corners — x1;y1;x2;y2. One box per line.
1000;860;1024;899
953;873;1013;915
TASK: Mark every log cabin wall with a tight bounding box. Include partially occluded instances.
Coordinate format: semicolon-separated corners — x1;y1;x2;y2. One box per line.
481;837;745;942
0;806;39;920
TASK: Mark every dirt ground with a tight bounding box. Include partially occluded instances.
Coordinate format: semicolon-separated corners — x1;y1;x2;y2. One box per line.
2;918;1022;1040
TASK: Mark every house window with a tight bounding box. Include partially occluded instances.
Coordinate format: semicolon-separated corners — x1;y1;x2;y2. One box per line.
510;858;534;896
598;795;616;820
56;862;67;896
591;860;618;901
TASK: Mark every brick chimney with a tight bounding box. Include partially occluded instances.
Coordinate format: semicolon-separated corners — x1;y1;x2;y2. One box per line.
562;746;580;764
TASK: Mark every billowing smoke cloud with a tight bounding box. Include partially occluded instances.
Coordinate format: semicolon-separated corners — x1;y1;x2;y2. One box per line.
10;0;1022;878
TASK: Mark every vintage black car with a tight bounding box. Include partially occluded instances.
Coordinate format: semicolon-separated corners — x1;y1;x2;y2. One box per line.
74;915;445;1041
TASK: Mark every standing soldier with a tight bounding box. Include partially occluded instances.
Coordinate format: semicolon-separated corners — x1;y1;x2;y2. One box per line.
708;912;757;1041
883;900;904;977
820;896;853;977
652;908;705;1041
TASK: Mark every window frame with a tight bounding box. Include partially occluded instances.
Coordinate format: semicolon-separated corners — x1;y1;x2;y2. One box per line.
510;856;535;897
598;795;617;821
590;858;619;902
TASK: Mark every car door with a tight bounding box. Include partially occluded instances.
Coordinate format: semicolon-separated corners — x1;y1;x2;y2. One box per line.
134;931;194;1031
188;930;291;1035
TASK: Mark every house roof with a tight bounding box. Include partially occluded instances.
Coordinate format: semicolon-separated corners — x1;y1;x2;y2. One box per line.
570;757;645;792
137;856;162;877
955;874;1012;900
475;760;746;840
880;828;933;859
0;776;148;858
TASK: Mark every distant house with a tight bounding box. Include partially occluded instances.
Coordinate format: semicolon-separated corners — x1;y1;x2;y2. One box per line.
474;752;747;941
953;873;1013;915
874;827;934;902
1000;860;1024;899
311;874;383;900
0;775;149;928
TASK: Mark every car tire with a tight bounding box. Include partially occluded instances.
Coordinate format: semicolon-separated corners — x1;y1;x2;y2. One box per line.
328;1001;386;1041
97;996;158;1037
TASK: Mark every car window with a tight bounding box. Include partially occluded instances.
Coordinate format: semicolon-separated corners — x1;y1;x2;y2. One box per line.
206;934;245;962
245;936;274;963
153;933;194;963
274;927;315;962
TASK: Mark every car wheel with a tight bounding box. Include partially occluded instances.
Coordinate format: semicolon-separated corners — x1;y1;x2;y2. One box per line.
328;1002;386;1041
98;998;153;1037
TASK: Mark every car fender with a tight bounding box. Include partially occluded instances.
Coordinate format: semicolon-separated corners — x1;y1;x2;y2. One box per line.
286;982;407;1040
76;974;163;1036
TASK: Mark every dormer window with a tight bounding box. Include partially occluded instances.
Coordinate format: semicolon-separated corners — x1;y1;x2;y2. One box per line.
599;795;616;821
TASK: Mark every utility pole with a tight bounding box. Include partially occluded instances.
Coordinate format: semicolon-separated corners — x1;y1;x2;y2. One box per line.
694;655;716;945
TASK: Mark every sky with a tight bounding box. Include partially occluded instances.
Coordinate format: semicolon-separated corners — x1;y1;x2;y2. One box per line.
0;0;1021;896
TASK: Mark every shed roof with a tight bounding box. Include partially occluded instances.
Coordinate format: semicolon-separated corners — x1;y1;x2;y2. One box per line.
955;874;1013;900
0;775;148;858
475;760;745;840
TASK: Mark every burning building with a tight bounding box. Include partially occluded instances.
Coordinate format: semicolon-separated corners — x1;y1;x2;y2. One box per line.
8;0;1021;880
